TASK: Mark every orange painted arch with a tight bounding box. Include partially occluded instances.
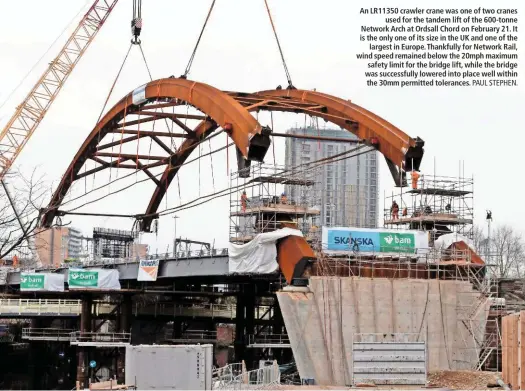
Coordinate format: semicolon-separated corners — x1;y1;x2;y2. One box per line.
41;78;424;231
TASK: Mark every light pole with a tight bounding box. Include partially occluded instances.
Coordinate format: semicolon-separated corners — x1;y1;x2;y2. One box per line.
173;215;179;257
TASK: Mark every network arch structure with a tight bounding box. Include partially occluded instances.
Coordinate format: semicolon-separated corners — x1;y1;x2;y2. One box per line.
41;78;424;232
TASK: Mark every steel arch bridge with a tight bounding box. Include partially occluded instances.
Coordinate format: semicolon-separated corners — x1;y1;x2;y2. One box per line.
41;78;424;232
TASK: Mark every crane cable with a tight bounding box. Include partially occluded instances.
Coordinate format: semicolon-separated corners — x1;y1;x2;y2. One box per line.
181;0;217;79
131;0;143;45
263;0;294;89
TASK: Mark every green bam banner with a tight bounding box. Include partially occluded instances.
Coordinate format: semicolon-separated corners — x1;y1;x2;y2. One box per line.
20;274;45;290
20;272;64;292
379;232;416;253
67;268;121;290
68;270;98;288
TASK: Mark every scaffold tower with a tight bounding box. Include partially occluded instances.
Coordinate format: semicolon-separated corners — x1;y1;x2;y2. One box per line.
229;164;321;245
384;173;474;243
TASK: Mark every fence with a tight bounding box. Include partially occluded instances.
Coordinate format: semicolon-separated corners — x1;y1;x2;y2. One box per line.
213;361;280;390
502;311;525;389
352;333;427;386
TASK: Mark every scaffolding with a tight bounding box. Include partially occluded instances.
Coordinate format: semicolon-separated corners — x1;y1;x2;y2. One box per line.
229;164;321;245
311;244;502;372
93;228;139;260
384;173;474;242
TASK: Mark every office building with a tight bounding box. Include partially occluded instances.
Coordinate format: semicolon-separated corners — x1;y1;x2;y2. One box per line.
35;226;83;266
284;127;378;228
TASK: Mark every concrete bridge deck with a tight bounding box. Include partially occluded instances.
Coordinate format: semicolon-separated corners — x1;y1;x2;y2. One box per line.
2;253;236;286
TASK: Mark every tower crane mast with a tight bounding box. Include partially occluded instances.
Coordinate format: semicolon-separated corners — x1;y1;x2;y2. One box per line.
0;0;119;179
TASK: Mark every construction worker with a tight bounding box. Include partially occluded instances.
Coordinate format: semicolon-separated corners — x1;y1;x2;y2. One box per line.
391;200;399;220
281;192;288;205
241;191;248;212
411;170;420;190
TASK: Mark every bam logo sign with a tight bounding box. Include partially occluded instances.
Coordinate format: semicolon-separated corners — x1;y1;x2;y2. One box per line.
68;270;98;287
20;274;45;290
380;233;415;253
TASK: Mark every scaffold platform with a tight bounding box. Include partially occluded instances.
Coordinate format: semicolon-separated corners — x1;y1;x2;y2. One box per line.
384;214;474;226
406;188;472;197
230;205;320;217
251;175;315;186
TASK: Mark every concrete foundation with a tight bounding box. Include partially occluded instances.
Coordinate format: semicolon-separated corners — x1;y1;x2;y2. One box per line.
277;276;489;386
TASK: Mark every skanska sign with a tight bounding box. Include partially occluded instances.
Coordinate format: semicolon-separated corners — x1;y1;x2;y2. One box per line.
322;227;428;255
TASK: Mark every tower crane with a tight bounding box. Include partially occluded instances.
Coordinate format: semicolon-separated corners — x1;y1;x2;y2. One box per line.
0;0;121;264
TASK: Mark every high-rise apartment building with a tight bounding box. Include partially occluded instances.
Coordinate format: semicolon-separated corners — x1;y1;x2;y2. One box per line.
284;127;378;228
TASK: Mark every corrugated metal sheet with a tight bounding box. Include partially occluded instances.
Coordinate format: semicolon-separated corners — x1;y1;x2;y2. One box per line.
352;337;427;385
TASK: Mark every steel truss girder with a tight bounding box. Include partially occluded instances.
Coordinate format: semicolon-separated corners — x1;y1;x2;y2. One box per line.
41;78;424;231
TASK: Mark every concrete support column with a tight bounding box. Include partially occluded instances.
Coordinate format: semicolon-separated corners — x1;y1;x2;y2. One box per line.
77;295;92;389
245;284;256;368
272;297;285;362
234;288;246;362
120;295;132;333
117;295;132;384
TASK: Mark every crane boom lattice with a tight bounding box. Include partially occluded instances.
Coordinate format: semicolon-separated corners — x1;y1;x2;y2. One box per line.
0;0;119;179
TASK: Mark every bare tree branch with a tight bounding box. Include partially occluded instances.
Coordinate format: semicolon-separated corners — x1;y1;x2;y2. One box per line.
472;223;525;278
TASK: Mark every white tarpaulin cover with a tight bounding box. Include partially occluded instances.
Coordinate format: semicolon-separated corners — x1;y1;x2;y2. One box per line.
228;228;304;274
20;272;64;292
68;268;121;290
434;233;475;250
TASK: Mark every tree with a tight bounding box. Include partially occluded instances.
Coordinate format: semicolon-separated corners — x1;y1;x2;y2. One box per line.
0;168;54;265
472;224;525;278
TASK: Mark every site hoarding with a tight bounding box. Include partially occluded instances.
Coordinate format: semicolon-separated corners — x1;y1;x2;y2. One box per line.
321;226;429;255
20;272;64;292
137;259;160;281
67;268;120;290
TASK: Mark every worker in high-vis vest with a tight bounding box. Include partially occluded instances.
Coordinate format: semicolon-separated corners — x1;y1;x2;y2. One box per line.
241;191;248;212
411;170;420;190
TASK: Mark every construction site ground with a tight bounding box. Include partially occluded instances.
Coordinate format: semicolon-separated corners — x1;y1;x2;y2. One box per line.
271;371;502;390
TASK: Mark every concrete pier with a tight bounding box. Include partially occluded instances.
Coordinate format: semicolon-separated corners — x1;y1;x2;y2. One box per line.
277;276;489;386
76;296;92;388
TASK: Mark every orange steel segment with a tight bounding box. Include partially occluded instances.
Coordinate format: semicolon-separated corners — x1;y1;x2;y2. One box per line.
97;78;262;157
41;78;262;228
255;89;414;167
277;235;316;284
141;119;218;232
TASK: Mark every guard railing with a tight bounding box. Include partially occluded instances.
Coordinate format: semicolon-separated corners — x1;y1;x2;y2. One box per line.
70;331;131;344
165;329;218;341
247;334;290;346
22;327;76;341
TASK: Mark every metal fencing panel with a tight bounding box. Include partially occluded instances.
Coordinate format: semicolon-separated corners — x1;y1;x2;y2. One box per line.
352;333;427;386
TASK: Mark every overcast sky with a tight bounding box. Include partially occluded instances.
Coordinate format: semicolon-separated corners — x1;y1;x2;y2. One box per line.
0;0;524;254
